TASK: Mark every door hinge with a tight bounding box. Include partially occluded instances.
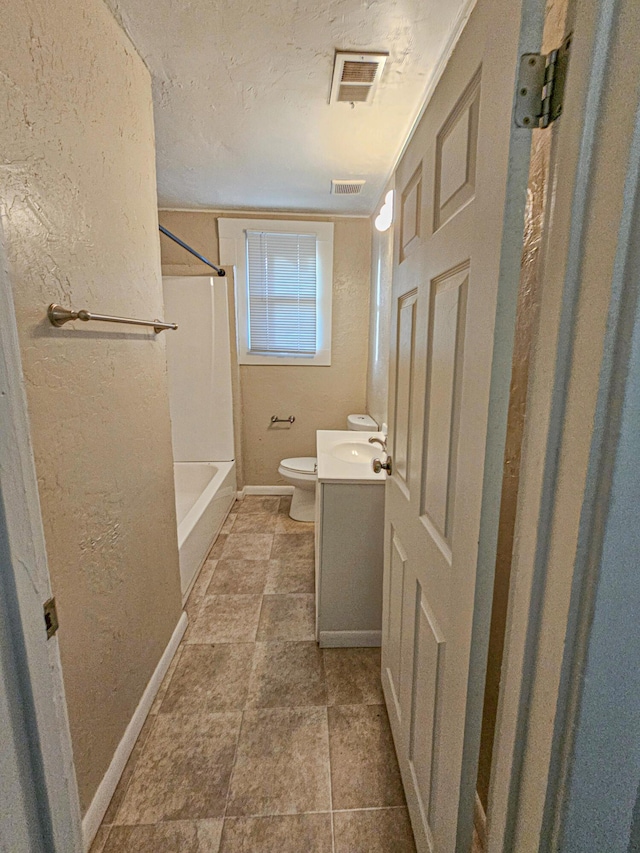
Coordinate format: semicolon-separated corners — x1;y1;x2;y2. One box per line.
514;33;572;129
43;597;59;639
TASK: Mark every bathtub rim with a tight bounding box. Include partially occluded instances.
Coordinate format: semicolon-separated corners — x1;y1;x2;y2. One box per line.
175;460;234;550
174;460;236;603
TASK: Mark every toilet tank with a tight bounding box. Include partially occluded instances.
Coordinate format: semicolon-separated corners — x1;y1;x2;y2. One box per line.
347;414;378;431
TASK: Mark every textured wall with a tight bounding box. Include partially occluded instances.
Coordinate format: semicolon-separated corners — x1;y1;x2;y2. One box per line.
366;184;395;431
158;211;371;485
1;0;182;813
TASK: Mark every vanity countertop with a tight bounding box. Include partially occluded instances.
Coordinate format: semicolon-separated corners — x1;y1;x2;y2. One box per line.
316;430;388;484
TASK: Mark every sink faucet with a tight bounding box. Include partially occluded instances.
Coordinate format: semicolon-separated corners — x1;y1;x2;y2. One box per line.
369;436;392;476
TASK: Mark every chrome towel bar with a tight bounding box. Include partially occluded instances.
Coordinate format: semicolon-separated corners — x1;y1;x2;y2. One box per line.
47;304;178;334
271;415;295;424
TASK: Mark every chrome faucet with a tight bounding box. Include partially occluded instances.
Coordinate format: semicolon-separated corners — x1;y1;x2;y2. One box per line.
369;436;392;475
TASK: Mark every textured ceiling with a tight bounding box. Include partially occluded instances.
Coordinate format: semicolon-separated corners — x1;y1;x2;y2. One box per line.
106;0;473;214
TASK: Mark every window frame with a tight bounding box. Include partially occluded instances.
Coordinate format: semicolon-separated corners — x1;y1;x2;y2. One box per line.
218;218;333;366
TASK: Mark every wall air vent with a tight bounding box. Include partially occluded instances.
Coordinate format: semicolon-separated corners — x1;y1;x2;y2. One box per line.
330;51;388;105
331;180;366;195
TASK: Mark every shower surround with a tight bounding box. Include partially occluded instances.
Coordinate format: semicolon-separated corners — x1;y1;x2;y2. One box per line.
163;276;237;599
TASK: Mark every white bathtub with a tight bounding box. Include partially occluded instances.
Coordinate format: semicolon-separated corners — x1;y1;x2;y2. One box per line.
174;461;236;601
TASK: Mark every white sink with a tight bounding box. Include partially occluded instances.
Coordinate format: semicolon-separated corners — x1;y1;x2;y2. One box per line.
330;441;378;464
316;430;387;483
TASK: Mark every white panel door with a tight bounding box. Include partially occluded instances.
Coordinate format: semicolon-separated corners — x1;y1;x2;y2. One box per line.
381;0;544;850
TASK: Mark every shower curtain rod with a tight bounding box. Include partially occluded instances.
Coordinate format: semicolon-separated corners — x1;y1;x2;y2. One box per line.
159;224;226;276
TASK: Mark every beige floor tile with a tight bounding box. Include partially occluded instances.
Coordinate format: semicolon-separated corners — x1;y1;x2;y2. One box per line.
91;521;417;851
103;820;223;852
231;513;278;533
161;644;254;713
182;621;195;644
221;533;274;561
149;644;182;717
226;707;331;816
116;712;241;823
264;559;314;594
274;515;315;534
103;715;157;822
323;648;384;706
89;826;112;853
185;561;218;621
220;514;236;535
247;642;327;708
220;814;332;852
208;535;228;560
328;705;405;809
149;648;183;715
270;533;315;561
237;496;280;515
277;496;292;515
207;560;270;595
333;808;416;853
257;595;315;641
187;595;263;644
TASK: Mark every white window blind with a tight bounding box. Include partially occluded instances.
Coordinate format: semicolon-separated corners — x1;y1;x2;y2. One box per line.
246;230;317;356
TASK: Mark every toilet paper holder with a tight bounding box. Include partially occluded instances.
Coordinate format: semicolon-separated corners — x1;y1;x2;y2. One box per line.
271;415;295;424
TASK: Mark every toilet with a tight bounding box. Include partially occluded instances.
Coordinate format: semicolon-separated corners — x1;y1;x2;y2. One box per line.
279;414;378;522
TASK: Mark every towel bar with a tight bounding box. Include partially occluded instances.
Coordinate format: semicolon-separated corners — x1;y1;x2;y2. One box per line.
47;304;177;334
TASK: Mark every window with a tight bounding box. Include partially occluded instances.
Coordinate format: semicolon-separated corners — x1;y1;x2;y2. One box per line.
246;230;317;357
218;218;333;366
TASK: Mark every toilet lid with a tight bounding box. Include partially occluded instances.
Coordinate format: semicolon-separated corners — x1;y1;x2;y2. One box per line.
280;456;317;474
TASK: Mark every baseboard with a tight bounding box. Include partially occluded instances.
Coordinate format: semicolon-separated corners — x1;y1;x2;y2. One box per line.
242;485;295;496
182;556;205;606
82;612;188;850
474;790;488;850
318;630;382;648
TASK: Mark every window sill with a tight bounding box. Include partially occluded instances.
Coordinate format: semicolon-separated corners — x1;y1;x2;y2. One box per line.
239;349;331;367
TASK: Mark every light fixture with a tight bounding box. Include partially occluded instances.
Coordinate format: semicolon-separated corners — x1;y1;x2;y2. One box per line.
375;190;394;232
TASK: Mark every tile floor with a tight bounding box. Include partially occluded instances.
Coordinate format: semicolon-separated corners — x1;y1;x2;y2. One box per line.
90;495;417;853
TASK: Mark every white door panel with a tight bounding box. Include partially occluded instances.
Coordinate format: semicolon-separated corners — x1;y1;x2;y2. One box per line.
381;0;544;849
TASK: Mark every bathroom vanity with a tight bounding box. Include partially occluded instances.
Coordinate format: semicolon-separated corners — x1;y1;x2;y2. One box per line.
314;430;386;647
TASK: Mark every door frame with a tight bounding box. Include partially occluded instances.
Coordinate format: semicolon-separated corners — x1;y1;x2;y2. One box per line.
454;0;549;846
547;93;640;850
488;0;638;849
0;230;83;851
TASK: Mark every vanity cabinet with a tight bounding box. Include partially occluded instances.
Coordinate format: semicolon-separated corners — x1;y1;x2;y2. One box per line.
314;481;385;647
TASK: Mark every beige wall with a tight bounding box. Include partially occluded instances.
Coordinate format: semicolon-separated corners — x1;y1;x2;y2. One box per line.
1;0;182;813
159;211;372;485
366;184;395;430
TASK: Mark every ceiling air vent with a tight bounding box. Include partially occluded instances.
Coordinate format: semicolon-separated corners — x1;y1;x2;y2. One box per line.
331;180;366;195
330;51;388;105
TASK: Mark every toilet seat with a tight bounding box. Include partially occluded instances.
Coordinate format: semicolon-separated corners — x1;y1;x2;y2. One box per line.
280;456;317;475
